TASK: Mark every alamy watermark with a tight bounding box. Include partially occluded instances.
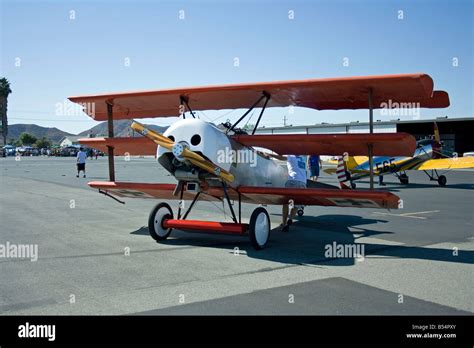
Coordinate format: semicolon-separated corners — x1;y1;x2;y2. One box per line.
217;147;257;167
55;100;96;118
0;242;38;262
380;99;420;118
324;241;365;261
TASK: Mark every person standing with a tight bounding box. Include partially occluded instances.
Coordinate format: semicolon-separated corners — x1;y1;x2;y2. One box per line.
281;155;307;232
76;147;87;178
307;154;322;181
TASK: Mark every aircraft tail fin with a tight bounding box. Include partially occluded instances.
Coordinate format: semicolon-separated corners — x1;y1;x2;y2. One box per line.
336;156;350;189
434;122;441;143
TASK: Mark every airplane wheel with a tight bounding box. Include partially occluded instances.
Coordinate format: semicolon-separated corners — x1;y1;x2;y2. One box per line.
399;174;409;185
249;207;270;250
351;182;356;189
148;202;173;241
438;175;447;186
297;209;304;217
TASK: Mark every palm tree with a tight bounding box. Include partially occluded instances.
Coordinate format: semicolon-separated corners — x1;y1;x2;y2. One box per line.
0;78;12;145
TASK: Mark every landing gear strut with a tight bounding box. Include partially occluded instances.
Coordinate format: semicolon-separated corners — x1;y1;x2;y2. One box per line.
147;181;272;250
423;169;447;186
394;171;409;184
399;173;409;185
345;170;356;189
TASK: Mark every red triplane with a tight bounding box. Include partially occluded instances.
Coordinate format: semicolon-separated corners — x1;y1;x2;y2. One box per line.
69;74;449;249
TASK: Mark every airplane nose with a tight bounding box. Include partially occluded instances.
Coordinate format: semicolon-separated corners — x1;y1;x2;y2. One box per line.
172;143;184;158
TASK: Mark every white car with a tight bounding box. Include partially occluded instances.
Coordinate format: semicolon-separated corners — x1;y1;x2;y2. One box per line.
463;151;474;157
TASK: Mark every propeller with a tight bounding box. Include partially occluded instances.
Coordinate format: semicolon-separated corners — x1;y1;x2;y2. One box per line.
130;121;234;183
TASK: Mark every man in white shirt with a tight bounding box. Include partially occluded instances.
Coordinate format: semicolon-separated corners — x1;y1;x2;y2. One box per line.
76;147;87;178
281;155;307;232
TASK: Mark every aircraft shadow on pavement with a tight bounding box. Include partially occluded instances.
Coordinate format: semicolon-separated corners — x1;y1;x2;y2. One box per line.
130;214;473;266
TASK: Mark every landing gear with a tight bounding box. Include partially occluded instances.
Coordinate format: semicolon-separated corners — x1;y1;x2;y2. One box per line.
346;170;356;189
249;207;270;250
297;206;305;216
399;173;409;185
147;182;271;250
423;169;447;186
148;202;173;241
438;175;447;186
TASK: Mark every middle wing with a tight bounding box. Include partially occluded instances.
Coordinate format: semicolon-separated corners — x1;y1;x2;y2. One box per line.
233;133;415;157
413;157;474;170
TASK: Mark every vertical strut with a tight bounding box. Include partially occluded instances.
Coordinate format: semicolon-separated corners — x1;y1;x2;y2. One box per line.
106;102;115;182
368;88;374;190
177;183;184;219
222;182;237;223
182;192;201;220
252;92;270;135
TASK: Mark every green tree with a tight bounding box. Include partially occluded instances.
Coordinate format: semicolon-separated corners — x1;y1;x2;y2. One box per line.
0;78;12;146
19;132;37;146
35;137;51;148
242;123;255;132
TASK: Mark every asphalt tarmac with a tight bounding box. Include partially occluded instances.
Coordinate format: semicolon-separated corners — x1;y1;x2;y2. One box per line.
1;156;473;315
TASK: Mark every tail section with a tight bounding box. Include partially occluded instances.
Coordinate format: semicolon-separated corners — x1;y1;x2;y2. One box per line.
432;122;443;158
336;156;350;189
433;122;441;143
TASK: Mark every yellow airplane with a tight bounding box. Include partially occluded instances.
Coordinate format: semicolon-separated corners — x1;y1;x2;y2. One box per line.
325;123;474;187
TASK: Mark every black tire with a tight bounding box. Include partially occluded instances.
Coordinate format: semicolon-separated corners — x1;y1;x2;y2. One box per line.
148;202;173;241
350;182;357;189
438;175;447;186
249;207;271;250
297;209;304;217
399;174;409;185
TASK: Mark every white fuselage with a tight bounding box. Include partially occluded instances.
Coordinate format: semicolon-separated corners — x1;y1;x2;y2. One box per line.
157;119;288;187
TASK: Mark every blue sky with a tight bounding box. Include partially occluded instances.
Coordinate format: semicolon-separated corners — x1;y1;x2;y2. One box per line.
1;0;472;134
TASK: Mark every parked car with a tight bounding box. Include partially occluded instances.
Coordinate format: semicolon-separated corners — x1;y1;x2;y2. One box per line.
60;146;80;157
2;145;16;156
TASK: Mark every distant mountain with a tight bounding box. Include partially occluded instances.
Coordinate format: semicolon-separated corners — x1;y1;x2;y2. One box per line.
7;124;73;143
78;120;168;138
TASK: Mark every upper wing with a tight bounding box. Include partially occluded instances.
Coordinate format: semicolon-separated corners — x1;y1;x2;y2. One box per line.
80;137;156;156
68;74;449;121
88;181;400;210
413;157;474;170
233;133;415;157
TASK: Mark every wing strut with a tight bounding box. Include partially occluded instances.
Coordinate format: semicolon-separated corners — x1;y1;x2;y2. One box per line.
252;91;271;135
368;88;374;189
228;92;269;134
106;102;116;182
180;96;197;119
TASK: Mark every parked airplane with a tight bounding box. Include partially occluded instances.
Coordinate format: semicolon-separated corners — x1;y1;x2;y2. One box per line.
68;73;449;249
325;123;474;187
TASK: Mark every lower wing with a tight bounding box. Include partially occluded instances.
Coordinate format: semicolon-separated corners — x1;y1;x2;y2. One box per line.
413;157;474;170
88;181;400;209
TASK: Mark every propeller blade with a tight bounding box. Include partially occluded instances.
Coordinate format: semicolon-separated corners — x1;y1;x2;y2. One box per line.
131;121;174;150
130;121;234;183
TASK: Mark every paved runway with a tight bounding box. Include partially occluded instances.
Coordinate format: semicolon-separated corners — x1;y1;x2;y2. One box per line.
1;156;473;315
